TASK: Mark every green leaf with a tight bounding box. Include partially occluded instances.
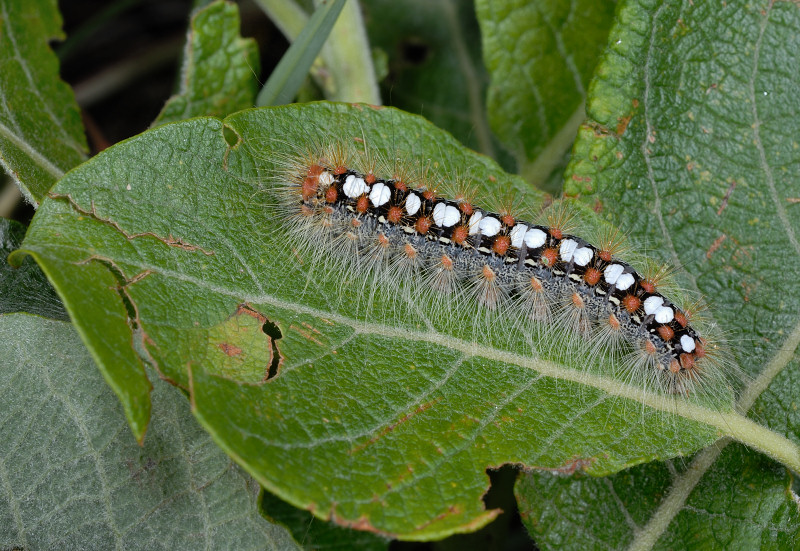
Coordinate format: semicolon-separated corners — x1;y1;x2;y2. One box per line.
153;0;260;126
0;218;67;320
515;0;800;547
362;0;515;171
256;0;348;106
476;0;617;190
0;313;300;550
16;102;799;539
0;0;88;204
259;490;390;550
515;443;800;550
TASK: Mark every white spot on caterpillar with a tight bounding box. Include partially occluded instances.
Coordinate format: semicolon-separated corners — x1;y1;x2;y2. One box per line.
369;183;391;207
319;171;334;186
524;228;547;249
433;203;460;227
344;175;368;198
573;247;593;267
655;306;674;324
560;239;578;262
681;335;696;353
604;264;624;284
405;193;421;215
615;273;635;291
644;296;664;316
468;211;483;234
509;224;528;248
479;216;501;237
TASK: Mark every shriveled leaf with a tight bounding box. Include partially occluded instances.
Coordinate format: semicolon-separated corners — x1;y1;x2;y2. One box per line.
0;314;300;550
15;102;797;539
517;0;800;548
154;0;260;126
0;218;67;320
476;0;616;188
0;0;87;204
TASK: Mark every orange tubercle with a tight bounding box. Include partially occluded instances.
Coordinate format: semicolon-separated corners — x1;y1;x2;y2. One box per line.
584;267;602;286
451;225;469;245
492;235;511;256
325;186;338;203
415;216;432;234
541;247;559;267
301;176;318;201
657;325;675;341
387;205;403;224
622;294;641;313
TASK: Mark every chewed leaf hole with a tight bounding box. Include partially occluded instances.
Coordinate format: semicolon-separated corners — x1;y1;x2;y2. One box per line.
262;319;282;380
207;304;283;383
222;124;241;148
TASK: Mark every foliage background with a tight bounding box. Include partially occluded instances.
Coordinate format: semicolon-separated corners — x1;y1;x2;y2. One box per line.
2;0;800;549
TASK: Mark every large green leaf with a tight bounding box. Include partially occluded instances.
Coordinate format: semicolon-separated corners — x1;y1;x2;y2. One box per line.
15;102;800;539
476;0;617;189
0;218;67;320
0;313;300;550
154;0;260;126
515;0;800;547
0;0;87;204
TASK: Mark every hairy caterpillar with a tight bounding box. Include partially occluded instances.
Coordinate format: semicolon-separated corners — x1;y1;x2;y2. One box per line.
247;106;730;402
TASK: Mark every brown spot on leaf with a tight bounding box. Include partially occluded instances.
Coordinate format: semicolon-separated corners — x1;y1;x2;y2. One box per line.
207;304;282;383
717;181;736;215
219;343;243;357
616;114;632;135
706;234;727;259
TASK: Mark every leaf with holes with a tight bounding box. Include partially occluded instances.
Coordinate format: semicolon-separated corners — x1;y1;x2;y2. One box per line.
13;102;800;540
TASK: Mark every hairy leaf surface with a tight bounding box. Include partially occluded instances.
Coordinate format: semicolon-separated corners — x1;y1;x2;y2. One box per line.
16;102;795;539
0;0;87;203
0;314;299;550
516;0;800;547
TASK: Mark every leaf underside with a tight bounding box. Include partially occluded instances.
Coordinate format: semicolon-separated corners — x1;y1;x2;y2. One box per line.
0;314;300;550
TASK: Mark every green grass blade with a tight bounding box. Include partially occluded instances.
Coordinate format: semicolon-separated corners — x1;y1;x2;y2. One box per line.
256;0;348;106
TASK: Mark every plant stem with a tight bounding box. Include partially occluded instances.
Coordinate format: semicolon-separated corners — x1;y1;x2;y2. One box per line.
255;0;380;104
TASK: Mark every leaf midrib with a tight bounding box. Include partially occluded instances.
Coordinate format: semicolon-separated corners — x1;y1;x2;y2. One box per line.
0;119;65;181
27;241;778;441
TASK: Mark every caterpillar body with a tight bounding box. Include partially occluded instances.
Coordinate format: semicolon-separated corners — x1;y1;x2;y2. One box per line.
262;119;727;400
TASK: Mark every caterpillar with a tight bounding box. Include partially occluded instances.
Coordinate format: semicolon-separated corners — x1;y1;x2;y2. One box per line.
250;108;729;401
